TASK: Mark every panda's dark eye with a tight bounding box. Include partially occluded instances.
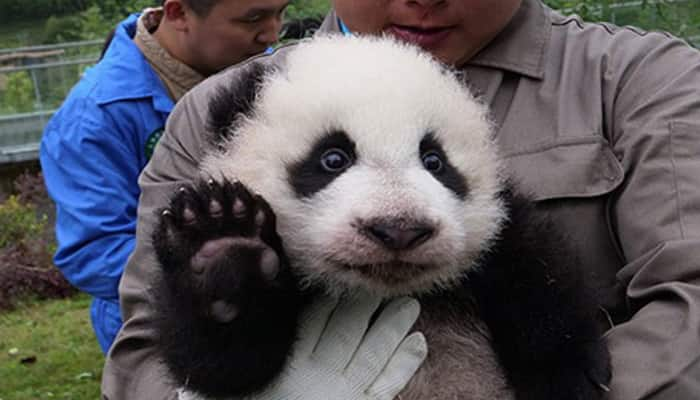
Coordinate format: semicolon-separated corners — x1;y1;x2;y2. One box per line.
422;151;444;173
320;148;352;172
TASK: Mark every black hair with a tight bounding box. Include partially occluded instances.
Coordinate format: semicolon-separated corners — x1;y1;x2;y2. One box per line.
98;28;117;61
180;0;220;17
279;17;323;40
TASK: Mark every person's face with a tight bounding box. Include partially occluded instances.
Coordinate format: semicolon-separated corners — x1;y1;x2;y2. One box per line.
334;0;522;66
183;0;288;75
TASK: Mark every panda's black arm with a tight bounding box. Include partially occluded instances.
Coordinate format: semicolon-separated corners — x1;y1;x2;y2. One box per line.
470;189;611;400
150;179;306;398
151;269;304;398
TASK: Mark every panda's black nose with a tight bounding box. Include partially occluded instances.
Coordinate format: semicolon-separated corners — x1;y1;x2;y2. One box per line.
362;220;434;251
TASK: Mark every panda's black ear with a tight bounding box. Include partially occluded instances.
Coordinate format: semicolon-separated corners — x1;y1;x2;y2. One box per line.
207;61;271;147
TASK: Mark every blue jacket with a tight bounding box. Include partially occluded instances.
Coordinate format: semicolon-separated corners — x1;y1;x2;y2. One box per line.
40;14;173;353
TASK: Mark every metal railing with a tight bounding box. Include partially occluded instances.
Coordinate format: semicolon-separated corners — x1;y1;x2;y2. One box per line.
0;40;101;164
0;110;54;163
0;39;102;56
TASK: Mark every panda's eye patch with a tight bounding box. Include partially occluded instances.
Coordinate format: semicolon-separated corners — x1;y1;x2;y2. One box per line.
321;148;352;172
288;130;356;198
421;151;444;173
419;132;468;200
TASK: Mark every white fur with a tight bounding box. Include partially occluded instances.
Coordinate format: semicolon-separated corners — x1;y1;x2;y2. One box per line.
201;35;506;297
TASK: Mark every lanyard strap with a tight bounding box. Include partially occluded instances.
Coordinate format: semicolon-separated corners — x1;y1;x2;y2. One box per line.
338;18;353;36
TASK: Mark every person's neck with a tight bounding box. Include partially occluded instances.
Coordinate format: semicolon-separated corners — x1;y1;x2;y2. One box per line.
152;22;190;69
134;12;205;101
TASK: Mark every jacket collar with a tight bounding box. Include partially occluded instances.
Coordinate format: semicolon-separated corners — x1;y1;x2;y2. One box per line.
321;0;550;80
93;13;173;113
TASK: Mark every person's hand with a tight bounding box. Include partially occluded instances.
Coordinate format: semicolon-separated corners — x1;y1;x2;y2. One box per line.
180;294;427;400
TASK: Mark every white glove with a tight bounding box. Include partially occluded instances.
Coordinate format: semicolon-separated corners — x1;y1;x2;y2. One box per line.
180;294;427;400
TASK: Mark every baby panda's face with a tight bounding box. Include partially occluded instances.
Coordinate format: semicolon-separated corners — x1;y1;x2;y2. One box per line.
201;36;506;297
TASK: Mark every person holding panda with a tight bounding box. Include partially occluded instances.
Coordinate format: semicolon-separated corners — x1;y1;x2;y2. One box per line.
102;0;700;399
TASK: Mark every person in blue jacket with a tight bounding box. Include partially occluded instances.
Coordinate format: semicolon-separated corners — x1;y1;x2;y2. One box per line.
40;0;288;354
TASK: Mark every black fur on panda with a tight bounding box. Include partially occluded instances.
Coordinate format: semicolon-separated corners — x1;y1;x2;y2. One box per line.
151;36;611;400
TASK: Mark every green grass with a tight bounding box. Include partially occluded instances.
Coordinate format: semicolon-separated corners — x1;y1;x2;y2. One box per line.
0;294;103;400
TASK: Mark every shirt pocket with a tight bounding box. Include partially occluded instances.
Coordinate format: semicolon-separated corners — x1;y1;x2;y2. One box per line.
502;135;624;201
502;135;627;325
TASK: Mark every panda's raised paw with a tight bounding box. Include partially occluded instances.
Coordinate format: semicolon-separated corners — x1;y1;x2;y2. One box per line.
153;178;290;323
152;180;302;396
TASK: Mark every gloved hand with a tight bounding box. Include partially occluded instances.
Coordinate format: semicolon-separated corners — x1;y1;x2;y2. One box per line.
180;294;427;400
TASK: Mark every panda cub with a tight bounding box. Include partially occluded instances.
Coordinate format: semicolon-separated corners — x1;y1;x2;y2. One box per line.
152;35;611;400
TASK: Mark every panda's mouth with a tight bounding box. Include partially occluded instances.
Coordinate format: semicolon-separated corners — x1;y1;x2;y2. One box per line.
341;261;435;285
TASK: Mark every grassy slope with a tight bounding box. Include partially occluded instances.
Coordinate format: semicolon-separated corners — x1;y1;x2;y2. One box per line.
0;294;102;400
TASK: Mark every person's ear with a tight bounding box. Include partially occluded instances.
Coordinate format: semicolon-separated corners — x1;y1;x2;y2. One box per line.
163;0;189;32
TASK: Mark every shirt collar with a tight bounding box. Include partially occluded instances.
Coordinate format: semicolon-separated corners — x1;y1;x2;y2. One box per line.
319;11;342;34
93;13;173;113
322;0;550;80
468;0;550;80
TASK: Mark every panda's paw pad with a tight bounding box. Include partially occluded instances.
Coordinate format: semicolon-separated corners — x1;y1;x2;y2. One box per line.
189;239;280;283
156;179;284;281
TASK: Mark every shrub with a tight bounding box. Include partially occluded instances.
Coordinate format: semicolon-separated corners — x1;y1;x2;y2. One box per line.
286;0;330;20
0;196;44;248
0;171;73;311
13;170;55;224
0;72;35;114
0;248;74;311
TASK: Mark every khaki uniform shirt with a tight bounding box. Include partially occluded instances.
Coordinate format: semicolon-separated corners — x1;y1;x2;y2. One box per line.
102;1;700;398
